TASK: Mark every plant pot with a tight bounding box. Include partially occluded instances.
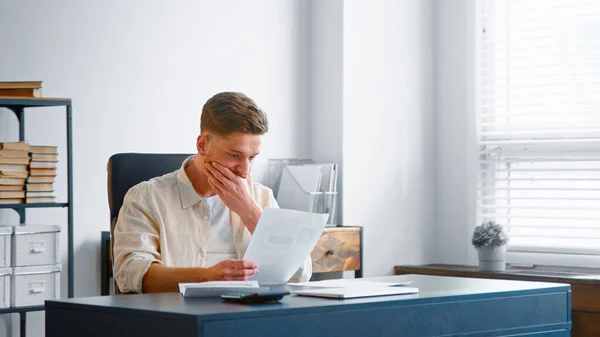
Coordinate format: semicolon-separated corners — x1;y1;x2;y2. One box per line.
477;245;507;272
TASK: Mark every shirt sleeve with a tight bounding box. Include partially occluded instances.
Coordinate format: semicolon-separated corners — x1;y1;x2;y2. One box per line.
112;183;163;293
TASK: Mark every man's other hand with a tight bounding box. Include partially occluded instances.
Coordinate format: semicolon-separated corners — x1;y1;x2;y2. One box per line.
208;259;259;281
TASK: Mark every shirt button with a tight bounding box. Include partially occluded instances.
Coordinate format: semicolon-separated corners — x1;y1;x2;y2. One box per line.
203;215;208;220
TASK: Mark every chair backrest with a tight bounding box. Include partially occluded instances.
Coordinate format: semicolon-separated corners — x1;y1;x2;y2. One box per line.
107;153;192;292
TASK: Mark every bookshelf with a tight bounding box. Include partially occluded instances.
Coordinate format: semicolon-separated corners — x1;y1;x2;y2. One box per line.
0;97;73;337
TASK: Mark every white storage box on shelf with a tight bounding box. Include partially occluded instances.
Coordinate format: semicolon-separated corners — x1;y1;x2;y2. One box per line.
0;267;10;308
12;264;61;307
0;226;11;268
12;224;60;267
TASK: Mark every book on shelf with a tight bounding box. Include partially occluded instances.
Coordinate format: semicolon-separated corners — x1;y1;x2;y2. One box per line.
0;198;23;205
25;183;53;192
29;161;57;169
0;177;26;185
25;191;54;198
0;149;29;157
0;164;28;172
27;176;55;183
0;81;42;89
0;190;25;199
0;171;28;179
0;88;41;98
30;145;57;153
31;153;58;161
26;196;56;203
0;157;30;165
0;142;30;151
30;168;57;176
0;185;24;191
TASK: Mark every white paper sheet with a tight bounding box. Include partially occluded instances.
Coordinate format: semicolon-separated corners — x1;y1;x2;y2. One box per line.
287;279;414;288
292;285;419;299
243;208;329;285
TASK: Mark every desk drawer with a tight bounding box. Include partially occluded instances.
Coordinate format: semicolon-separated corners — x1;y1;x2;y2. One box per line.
311;227;361;273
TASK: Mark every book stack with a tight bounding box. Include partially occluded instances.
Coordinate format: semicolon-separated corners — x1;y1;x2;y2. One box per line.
27;145;58;203
0;142;30;204
0;81;43;98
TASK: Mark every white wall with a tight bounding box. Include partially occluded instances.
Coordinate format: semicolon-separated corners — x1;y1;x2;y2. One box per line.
343;0;437;276
0;1;310;336
1;0;441;334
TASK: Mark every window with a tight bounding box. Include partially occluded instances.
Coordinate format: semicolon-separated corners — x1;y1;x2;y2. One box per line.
476;0;600;257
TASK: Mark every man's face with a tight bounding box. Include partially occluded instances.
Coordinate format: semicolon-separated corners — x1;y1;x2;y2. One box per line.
201;132;262;179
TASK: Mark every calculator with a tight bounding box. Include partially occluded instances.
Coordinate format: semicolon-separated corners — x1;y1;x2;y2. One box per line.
221;290;291;304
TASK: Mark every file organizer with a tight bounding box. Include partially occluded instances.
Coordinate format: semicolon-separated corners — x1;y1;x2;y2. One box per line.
268;158;315;199
268;159;338;225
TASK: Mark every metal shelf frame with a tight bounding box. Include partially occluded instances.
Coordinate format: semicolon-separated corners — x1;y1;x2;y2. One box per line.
0;97;73;337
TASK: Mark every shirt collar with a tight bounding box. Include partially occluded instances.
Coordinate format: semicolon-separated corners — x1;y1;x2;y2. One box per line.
176;155;203;209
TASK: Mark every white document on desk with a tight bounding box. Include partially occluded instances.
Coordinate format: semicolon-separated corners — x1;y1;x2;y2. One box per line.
243;208;329;285
292;285;419;299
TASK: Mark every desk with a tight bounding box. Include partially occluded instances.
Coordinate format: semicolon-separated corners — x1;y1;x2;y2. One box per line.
46;275;571;337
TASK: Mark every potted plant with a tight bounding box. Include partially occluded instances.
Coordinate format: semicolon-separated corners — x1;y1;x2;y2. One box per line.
471;220;509;272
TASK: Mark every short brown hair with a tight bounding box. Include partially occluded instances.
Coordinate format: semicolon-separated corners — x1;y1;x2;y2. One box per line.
200;92;269;136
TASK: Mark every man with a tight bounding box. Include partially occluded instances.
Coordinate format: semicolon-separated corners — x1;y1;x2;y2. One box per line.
113;92;312;293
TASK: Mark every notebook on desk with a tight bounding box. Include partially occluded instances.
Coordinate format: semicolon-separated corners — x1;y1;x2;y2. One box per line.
292;285;419;299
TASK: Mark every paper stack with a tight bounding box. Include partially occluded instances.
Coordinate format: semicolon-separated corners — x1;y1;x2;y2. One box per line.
289;279;419;299
178;281;260;298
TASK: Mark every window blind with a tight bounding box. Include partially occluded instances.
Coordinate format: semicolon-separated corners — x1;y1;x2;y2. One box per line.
476;0;600;255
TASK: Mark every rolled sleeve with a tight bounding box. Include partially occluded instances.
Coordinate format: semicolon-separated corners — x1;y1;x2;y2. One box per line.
113;183;163;293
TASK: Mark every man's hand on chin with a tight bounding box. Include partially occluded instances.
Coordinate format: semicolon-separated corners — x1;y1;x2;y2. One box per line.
205;162;261;232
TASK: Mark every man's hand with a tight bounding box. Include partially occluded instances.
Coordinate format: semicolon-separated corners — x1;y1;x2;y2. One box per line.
205;162;262;232
208;259;259;281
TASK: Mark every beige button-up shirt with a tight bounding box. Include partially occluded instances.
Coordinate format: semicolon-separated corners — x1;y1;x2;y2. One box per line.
113;157;312;293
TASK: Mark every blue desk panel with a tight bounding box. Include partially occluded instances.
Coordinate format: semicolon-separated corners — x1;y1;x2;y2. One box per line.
45;275;571;337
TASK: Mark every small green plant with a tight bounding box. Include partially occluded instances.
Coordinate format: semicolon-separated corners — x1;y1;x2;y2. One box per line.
471;221;509;248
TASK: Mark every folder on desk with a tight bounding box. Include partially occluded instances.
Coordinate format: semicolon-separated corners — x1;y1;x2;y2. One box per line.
293;285;419;299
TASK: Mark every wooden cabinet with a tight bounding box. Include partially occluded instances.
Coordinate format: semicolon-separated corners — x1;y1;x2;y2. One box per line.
394;264;600;337
311;226;362;277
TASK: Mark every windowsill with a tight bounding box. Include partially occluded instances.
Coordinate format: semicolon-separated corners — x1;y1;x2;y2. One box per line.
395;263;600;284
505;264;600;280
507;250;600;270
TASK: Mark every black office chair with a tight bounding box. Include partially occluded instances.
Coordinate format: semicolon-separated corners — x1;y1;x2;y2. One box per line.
103;153;192;294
